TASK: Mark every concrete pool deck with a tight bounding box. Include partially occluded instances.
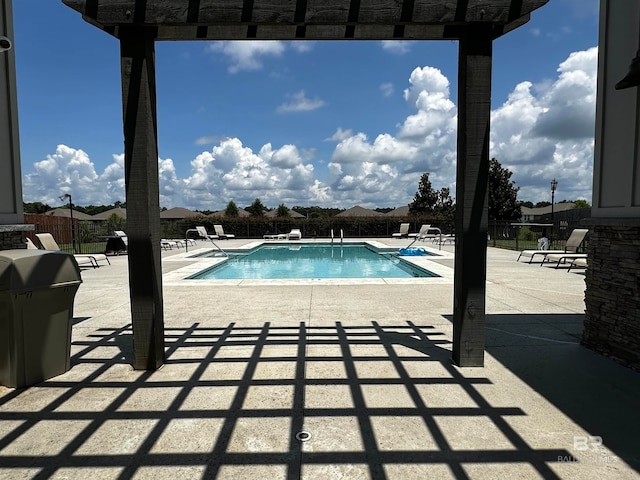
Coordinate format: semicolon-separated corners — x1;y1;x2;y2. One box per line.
1;238;639;479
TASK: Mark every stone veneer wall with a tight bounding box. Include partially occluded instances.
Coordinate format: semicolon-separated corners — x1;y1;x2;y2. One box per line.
0;224;33;250
583;222;640;371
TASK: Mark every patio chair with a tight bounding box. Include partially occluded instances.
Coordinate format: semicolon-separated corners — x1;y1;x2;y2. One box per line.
109;230;128;254
195;225;218;240
114;230;128;247
26;237;39;249
541;252;588;269
567;256;588;272
35;232;110;268
409;224;431;239
392;223;410;238
287;228;302;240
517;228;589;263
213;224;235;239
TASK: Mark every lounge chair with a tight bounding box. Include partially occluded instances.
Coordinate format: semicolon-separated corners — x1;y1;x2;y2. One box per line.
568;257;588;272
541;252;588;269
287;228;302;240
213;224;235;239
392;223;410;238
114;230;128;247
35;232;110;268
109;230;129;254
161;238;197;249
409;224;431;239
263;233;288;240
517;228;589;263
195;226;218;240
26;237;38;249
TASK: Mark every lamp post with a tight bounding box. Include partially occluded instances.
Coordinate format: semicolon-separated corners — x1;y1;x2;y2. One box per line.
59;193;76;253
550;178;557;248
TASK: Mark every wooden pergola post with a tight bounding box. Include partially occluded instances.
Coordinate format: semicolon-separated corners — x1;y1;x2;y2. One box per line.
452;26;492;367
119;26;165;370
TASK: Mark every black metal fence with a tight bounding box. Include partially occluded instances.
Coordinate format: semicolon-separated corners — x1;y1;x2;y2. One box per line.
488;208;591;251
25;207;591;254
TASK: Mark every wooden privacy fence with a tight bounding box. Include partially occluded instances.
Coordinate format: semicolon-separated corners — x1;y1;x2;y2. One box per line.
24;214;116;254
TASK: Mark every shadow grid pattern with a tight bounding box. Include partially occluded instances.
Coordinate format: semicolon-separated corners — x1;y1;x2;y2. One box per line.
0;321;571;479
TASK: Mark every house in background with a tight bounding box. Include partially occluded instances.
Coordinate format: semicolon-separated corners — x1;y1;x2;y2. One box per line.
208;208;250;218
520;202;575;222
91;207;128;221
335;205;385;217
43;208;94;220
386;205;410;216
265;208;305;218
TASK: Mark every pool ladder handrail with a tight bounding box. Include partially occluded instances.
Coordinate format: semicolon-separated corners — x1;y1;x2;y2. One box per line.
185;228;229;256
330;229;344;245
403;227;443;251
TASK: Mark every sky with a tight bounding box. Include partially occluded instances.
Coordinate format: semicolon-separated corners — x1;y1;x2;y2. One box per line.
12;0;600;211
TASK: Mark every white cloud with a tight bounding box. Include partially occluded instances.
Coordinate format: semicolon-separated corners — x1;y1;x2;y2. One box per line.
195;135;225;146
490;47;597;203
381;41;412;55
326;128;353;142
277;90;326;113
207;41;286;73
380;82;394;97
22;48;598;209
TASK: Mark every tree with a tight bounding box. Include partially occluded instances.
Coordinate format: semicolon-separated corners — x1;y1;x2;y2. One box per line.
488;157;520;221
572;199;591;208
434;187;455;225
246;198;266;216
518;200;534;209
275;203;290;217
23;201;51;214
534;201;551;208
409;173;439;215
225;201;239;217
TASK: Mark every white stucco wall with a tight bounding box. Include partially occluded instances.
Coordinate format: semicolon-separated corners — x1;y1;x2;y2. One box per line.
0;0;23;224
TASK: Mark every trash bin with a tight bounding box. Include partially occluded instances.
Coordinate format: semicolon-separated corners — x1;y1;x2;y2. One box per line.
0;249;82;388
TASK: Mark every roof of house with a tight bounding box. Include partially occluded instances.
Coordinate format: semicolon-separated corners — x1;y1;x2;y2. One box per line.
521;203;576;216
208;208;250;218
43;208;94;220
385;205;410;216
265;209;305;218
335;205;385;217
90;207;128;220
160;207;202;219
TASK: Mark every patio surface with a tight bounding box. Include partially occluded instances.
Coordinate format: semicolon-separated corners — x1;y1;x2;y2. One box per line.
1;238;639;479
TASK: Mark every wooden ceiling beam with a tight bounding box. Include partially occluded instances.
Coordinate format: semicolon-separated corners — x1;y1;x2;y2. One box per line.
62;0;548;40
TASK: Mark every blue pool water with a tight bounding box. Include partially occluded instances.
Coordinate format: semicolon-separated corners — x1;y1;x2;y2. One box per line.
190;244;438;280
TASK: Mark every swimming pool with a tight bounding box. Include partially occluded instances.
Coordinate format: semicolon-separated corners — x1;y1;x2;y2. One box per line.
189;244;439;280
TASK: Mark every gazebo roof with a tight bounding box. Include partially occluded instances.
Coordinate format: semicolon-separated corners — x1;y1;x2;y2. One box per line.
62;0;548;41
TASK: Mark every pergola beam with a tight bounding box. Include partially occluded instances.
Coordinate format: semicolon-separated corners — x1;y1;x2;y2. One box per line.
62;0;546;40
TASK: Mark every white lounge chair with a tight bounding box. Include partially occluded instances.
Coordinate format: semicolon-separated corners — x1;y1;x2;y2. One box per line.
568;257;588;272
409;224;431;239
287;228;302;240
541;252;588;269
392;223;410;238
517;228;589;263
114;230;128;247
195;225;218;240
35;232;110;268
213;224;235;239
